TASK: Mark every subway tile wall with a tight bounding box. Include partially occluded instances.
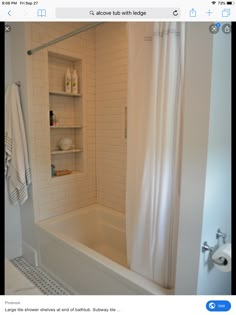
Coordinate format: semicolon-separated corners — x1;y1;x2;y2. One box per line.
95;23;128;213
27;22;127;220
28;22;96;220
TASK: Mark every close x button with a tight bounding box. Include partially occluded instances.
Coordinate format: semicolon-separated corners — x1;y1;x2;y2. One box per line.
206;300;231;312
5;24;11;32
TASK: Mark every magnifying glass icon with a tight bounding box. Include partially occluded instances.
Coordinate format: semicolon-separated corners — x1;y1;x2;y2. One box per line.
90;10;95;15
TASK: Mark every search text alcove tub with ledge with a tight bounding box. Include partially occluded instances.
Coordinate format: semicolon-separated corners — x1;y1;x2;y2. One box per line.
36;204;172;295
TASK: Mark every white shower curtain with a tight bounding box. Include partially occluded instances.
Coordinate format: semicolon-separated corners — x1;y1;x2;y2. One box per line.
126;22;185;289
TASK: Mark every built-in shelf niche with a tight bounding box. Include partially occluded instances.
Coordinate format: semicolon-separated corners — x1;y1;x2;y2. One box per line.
48;50;84;177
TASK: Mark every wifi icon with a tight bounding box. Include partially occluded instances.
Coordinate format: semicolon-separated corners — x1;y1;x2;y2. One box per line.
212;1;216;4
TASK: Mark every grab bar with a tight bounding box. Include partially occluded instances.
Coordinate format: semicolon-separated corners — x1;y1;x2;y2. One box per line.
125;106;127;139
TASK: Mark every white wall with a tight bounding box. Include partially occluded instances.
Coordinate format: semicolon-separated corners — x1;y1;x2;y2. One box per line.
197;28;231;295
175;23;231;295
5;27;23;259
7;23;38;264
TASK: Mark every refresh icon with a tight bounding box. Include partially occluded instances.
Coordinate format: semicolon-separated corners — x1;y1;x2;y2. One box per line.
173;10;179;16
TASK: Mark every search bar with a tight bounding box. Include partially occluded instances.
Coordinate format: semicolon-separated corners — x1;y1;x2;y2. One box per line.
56;7;180;19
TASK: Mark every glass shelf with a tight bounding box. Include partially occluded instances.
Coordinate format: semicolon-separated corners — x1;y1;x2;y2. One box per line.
49;91;81;97
50;125;83;129
51;170;82;178
51;149;82;155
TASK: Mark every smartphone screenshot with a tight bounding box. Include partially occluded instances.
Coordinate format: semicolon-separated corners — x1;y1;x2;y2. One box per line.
2;1;233;314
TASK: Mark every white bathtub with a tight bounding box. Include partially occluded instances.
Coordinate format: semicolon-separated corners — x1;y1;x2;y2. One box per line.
37;204;172;295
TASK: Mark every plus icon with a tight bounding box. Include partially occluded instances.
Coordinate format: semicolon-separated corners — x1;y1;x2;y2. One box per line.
206;9;213;16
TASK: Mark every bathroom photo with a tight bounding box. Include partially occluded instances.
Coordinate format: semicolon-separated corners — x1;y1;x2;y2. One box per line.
5;22;231;295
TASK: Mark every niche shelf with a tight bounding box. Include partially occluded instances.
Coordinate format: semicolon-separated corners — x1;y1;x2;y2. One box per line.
51;149;82;155
49;91;81;97
48;50;84;177
50;126;83;129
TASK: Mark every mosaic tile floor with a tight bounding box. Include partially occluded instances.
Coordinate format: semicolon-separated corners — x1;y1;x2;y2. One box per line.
10;256;72;295
5;258;43;295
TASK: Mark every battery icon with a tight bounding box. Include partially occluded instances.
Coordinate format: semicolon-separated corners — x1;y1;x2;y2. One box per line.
227;1;234;4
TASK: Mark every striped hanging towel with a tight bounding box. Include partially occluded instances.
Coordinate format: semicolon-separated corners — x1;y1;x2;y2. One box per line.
5;83;32;206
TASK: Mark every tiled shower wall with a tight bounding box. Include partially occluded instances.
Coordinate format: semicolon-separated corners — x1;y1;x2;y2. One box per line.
27;22;127;220
95;23;128;212
27;22;96;220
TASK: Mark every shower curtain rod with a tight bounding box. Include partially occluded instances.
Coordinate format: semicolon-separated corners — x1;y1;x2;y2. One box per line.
27;22;104;55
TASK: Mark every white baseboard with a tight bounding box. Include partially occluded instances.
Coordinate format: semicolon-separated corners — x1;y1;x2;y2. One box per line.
5;241;22;260
22;242;38;266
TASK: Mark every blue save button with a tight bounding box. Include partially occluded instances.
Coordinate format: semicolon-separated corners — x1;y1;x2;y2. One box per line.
206;300;231;312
